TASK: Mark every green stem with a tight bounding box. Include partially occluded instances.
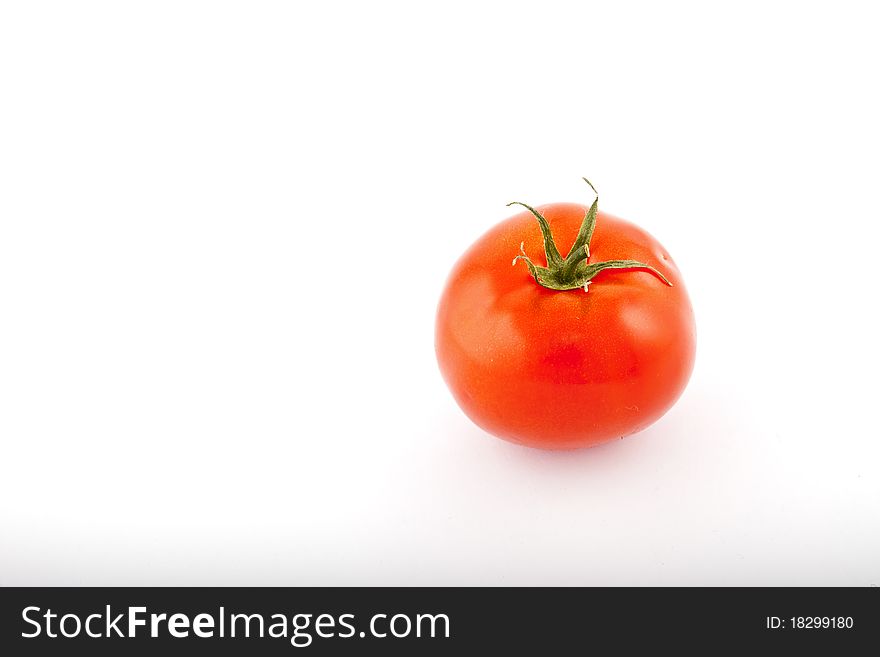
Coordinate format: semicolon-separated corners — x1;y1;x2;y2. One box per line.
510;179;673;292
506;201;564;269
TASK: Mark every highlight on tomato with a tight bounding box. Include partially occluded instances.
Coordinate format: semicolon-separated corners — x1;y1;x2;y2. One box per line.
435;179;695;449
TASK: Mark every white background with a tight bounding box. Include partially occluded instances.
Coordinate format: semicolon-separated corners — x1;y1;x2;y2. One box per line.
1;1;878;585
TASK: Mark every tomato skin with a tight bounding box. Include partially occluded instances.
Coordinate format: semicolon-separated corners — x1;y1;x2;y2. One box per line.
435;202;695;449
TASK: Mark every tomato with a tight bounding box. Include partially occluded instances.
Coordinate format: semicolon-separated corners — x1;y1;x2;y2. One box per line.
435;181;695;449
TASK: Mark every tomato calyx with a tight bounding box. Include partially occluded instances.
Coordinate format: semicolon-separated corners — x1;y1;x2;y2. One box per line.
510;178;672;292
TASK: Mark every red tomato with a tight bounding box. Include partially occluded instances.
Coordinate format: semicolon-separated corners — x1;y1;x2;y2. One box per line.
435;183;695;449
